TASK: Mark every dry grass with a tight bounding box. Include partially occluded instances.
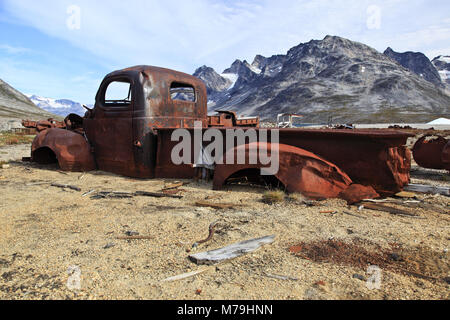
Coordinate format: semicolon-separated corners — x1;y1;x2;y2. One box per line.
0;133;35;147
262;190;285;204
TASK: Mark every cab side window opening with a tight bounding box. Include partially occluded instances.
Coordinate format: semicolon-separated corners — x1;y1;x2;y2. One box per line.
104;80;132;106
170;82;196;102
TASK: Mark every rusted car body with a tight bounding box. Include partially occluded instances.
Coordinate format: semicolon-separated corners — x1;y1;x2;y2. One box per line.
24;65;414;203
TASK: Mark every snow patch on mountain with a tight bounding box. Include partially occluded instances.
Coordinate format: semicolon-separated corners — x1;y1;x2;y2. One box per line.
220;73;239;90
27;95;88;117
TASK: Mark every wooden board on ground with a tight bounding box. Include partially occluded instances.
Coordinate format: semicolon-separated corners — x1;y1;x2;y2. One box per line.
189;235;275;265
195;200;243;210
404;184;450;196
361;202;420;217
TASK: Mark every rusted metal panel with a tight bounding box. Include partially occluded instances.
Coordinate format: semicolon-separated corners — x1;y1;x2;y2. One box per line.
31;128;96;172
412;135;450;170
154;127;413;197
207;111;259;127
213;142;353;200
276;129;413;196
22;118;65;132
442;141;450;169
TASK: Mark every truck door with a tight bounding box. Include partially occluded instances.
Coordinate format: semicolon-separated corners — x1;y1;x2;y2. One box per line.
89;76;135;176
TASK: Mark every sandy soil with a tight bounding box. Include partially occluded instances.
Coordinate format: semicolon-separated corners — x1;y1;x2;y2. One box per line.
0;143;448;300
0;144;30;163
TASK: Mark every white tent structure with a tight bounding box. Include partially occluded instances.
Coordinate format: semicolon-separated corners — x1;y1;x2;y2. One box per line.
427;118;450;125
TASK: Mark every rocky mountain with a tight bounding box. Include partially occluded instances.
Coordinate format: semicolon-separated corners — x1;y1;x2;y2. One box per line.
383;47;443;86
195;35;450;123
0;79;58;131
432;55;450;89
27;95;88;117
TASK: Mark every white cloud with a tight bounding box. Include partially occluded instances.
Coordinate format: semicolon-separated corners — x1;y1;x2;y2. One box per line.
2;0;450;74
0;44;31;54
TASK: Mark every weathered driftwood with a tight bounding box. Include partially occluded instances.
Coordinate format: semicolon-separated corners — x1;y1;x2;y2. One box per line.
361;202;419;217
115;235;154;240
404;184;450;196
134;191;183;199
51;183;81;192
342;211;367;219
263;273;299;281
189;235;275;265
195;200;243;210
91;191;133;199
162;267;211;282
91;190;183;199
81;189;96;197
161;182;189;191
395;201;448;215
25;181;49;186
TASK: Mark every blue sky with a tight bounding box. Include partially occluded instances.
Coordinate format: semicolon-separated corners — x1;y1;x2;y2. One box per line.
0;0;449;104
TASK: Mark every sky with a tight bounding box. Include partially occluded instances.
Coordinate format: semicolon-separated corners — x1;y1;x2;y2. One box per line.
0;0;449;104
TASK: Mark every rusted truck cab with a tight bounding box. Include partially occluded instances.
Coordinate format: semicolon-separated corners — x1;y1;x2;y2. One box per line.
82;66;208;178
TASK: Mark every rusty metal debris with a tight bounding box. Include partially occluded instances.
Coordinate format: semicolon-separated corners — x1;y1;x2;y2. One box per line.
412;135;450;171
193;221;220;248
22;65;415;204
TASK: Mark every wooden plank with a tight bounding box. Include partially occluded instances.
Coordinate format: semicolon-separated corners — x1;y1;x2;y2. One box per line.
195;201;243;210
404;184;450;196
161;182;189;191
51;183;81;192
189;235;275;265
162;267;211;282
263;273;299;281
361;202;419;217
115;235;154;240
134;191;183;199
342;211;367;219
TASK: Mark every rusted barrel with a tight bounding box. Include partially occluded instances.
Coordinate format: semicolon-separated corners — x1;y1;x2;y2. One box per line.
412;135;448;170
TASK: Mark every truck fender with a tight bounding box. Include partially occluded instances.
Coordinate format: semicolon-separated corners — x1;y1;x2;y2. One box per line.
213;142;354;200
31;128;96;172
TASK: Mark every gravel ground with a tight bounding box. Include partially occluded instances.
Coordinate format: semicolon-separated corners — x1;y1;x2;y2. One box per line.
0;144;30;163
0;142;448;300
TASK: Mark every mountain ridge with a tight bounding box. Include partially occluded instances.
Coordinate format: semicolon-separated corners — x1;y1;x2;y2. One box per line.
0;78;59;130
194;35;450;124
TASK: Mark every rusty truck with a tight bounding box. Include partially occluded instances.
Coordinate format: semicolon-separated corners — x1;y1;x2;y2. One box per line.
23;65;414;204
